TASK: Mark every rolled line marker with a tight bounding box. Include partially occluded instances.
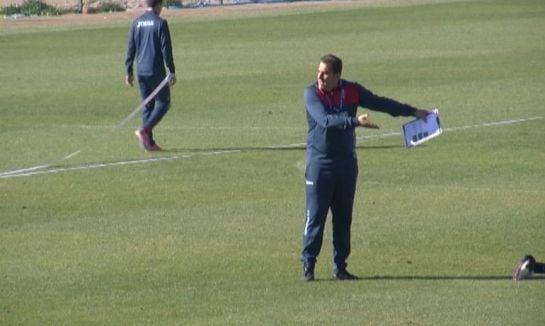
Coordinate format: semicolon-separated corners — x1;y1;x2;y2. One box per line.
112;74;173;133
2;75;172;176
0;150;80;177
62;150;81;160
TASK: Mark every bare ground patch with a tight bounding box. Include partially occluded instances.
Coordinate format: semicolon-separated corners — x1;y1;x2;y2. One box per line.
1;0;463;32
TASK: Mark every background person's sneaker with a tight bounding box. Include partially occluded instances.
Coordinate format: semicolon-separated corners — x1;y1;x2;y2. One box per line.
302;264;315;282
134;129;153;151
333;269;359;281
149;144;163;152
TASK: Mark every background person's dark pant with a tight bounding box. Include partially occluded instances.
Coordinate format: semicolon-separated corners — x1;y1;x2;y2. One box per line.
138;74;170;145
302;156;358;273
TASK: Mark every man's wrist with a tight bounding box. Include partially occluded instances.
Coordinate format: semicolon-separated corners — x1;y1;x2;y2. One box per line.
354;117;360;126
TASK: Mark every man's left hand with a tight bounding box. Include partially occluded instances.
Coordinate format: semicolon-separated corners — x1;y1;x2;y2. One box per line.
357;114;379;129
125;75;134;87
169;73;176;86
415;109;431;119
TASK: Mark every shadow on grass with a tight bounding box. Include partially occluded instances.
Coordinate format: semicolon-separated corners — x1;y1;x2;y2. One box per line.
361;275;513;281
164;144;400;153
310;275;545;282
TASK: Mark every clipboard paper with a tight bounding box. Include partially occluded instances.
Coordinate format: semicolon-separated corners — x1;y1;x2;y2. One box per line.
402;109;442;148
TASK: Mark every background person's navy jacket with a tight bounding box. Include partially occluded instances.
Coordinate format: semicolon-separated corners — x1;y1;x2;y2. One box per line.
125;10;175;78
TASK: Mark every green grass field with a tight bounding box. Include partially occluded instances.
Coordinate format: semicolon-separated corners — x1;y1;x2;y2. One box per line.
1;0;544;324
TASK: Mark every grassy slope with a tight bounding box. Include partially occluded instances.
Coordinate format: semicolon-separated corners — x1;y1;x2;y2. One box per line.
1;0;544;324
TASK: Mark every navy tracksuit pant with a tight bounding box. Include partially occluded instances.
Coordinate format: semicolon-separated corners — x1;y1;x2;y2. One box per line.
302;155;358;273
137;74;170;145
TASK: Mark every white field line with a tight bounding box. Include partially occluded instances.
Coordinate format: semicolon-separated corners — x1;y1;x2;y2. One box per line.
0;165;51;176
356;116;544;141
0;150;240;179
0;116;542;179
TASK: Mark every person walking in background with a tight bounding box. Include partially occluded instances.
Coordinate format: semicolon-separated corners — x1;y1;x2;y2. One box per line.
301;54;430;281
125;0;176;152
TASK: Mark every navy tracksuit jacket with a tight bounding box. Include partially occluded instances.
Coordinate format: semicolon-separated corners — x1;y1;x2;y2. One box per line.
124;10;175;144
302;79;417;272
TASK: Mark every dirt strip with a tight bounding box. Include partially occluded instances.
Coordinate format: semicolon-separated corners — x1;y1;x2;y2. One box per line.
1;0;463;31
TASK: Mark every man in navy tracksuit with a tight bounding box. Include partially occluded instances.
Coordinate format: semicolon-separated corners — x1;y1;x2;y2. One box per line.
125;0;176;152
301;54;430;281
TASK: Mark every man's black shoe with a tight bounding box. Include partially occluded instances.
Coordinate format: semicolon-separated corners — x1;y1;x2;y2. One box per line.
512;255;536;281
333;269;359;281
303;264;315;282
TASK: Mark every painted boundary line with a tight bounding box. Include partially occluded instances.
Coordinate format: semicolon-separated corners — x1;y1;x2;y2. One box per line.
0;150;241;179
1;116;542;179
355;116;544;141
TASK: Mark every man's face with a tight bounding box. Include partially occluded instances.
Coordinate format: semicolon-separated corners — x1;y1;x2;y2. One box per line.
317;61;341;92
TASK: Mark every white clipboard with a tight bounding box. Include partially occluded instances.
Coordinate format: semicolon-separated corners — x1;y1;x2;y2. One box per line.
402;109;442;148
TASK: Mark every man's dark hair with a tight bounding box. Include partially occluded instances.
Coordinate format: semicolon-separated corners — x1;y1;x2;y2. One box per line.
320;54;343;75
147;0;163;8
